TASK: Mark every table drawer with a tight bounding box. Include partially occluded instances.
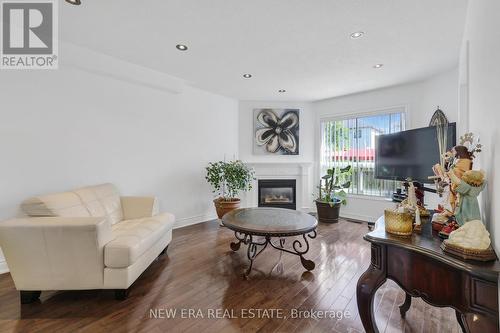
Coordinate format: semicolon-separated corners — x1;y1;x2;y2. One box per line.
387;246;463;306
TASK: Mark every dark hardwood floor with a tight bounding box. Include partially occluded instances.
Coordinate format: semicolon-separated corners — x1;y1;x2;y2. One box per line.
0;219;461;333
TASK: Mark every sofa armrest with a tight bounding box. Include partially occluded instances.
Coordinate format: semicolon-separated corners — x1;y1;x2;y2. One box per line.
121;196;159;219
0;217;112;290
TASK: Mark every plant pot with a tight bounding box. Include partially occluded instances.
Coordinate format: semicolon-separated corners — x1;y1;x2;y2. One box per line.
214;198;241;219
315;199;341;223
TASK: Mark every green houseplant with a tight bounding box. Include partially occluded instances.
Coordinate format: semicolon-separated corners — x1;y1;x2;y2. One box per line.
206;160;255;219
315;165;352;223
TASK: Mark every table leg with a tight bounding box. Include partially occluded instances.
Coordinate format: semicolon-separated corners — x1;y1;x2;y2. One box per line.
246;240;256;275
268;230;317;271
295;231;316;271
456;311;467;333
271;238;285;274
244;235;269;276
399;293;412;318
231;230;317;276
230;231;247;251
356;244;387;333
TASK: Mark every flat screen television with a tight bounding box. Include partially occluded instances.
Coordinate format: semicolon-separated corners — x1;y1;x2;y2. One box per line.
375;123;456;184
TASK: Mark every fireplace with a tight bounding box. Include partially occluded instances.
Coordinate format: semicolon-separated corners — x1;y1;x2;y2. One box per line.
258;179;296;210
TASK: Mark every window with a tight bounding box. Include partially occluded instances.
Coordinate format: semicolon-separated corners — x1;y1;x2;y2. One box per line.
320;108;405;197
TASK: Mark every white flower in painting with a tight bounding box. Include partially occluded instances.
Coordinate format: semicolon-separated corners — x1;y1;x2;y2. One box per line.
255;110;298;153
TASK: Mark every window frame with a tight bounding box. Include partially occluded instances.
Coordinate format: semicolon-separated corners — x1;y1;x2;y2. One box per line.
317;105;408;199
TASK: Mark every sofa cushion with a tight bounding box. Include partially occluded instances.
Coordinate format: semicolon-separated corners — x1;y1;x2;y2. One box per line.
74;184;123;225
21;183;123;226
104;213;175;268
21;191;91;218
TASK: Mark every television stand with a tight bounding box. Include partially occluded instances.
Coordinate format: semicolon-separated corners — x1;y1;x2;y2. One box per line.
391;191;407;203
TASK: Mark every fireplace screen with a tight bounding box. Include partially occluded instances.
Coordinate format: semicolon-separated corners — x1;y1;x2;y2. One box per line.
261;187;294;204
258;179;296;210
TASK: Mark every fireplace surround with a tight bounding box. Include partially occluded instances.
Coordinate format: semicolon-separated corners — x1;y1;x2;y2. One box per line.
258;179;296;210
241;162;312;212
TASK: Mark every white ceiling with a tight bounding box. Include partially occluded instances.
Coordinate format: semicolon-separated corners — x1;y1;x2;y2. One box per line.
60;0;468;101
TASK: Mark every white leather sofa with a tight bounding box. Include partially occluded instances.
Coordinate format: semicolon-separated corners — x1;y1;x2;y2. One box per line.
0;184;174;303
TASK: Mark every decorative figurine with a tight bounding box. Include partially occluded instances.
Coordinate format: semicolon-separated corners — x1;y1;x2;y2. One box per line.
448;145;473;213
430;149;467;226
449;133;482;211
426;128;493;260
448;170;485;226
430;133;482;235
439;168;484;239
397;180;427;234
441;220;496;261
439;220;460;238
406;182;421;231
447;220;491;250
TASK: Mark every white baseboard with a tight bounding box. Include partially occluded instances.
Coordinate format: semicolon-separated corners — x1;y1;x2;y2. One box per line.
173;213;217;229
309;207;374;223
340;212;375;223
0;260;9;274
173;208;315;229
300;206;312;213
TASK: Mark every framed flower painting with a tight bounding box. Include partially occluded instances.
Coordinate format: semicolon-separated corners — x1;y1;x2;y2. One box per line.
253;108;300;155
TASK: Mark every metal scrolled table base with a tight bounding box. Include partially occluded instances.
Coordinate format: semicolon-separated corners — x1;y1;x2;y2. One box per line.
230;229;317;276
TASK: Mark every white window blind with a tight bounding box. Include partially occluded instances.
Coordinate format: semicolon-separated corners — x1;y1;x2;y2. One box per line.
320;108;406;197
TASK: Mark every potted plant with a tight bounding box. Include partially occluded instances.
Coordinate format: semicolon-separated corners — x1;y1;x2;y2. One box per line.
315;165;352;223
206;160;255;219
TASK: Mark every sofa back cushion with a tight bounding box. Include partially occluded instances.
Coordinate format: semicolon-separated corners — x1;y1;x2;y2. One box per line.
21;191;91;217
74;184;123;225
21;183;123;225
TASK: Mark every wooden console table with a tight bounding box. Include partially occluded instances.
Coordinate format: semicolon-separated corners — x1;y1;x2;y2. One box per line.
356;215;500;333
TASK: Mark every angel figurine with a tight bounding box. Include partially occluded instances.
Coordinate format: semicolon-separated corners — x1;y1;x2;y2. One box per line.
431;133;482;226
448;169;486;226
448;146;472;211
448;133;482;211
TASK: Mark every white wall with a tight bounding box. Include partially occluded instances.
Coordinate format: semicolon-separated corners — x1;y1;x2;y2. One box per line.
313;69;459;221
460;0;500;252
0;44;239;273
238;101;315;163
314;68;459;130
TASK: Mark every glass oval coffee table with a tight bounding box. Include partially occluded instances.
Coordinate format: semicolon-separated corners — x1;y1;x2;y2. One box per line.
222;207;318;276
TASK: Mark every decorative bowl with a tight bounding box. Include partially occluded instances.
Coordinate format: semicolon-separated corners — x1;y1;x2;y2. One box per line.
385;209;413;237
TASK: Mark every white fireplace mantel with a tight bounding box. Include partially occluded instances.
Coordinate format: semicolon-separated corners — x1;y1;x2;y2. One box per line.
241;161;314;212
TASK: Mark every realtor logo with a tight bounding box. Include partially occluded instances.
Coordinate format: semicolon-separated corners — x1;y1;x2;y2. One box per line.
1;0;58;69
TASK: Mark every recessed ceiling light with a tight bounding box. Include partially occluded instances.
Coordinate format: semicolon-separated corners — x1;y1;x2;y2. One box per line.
350;31;365;39
65;0;81;4
278;89;286;93
176;44;188;51
243;74;252;78
373;64;384;68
